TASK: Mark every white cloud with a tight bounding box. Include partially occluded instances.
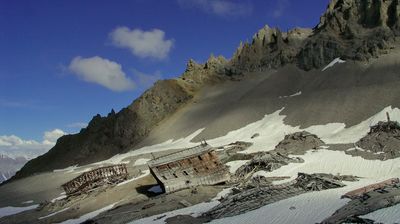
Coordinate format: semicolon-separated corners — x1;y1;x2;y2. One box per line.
110;27;174;60
177;0;253;17
0;129;67;159
132;69;162;89
43;129;67;145
69;56;136;92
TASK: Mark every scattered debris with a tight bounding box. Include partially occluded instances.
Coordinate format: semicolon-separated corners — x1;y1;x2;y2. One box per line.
233;151;303;185
61;164;128;196
148;142;230;193
203;173;351;219
142;203;156;210
322;179;400;223
355;118;400;160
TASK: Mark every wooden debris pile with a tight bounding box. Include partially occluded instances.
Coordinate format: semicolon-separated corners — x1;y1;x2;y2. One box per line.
61;164;128;196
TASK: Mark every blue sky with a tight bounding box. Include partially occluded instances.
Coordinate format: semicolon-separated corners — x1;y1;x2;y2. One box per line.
0;0;329;157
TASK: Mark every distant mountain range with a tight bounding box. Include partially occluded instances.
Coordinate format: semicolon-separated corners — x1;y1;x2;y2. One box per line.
0;154;28;183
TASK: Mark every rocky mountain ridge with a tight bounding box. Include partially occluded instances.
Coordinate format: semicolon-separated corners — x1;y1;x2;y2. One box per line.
10;0;400;181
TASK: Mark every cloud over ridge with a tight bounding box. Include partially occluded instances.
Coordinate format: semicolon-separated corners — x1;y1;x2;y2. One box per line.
68;56;136;92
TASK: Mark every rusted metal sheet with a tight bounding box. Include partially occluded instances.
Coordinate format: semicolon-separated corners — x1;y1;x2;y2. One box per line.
148;142;230;193
61;164;128;196
342;178;400;199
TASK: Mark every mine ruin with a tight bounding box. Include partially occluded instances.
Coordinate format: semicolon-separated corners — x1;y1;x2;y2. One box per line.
61;164;128;196
147;141;230;193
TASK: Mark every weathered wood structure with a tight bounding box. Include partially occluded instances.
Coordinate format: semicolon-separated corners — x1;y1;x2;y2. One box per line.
148;142;230;193
342;178;400;199
62;164;128;196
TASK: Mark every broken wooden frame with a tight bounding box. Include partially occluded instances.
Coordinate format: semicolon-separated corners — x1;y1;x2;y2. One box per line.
61;164;128;196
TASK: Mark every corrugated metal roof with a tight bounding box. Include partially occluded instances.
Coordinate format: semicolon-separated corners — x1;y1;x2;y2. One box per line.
147;143;213;167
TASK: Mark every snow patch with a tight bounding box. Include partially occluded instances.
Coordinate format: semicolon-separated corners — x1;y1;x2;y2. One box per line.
279;91;302;99
0;204;39;218
305;106;400;144
51;192;67;203
59;203;117;224
38;207;70;220
322;57;346;71
225;160;249;174
21;200;34;204
134;158;151;166
360;203;400;223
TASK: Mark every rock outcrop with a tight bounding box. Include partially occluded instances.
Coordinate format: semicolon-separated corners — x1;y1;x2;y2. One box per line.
355;120;400;159
275;131;325;155
231;0;400;71
298;0;400;70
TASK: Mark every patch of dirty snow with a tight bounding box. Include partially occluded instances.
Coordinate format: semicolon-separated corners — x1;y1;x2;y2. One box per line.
225;160;249;174
38;207;70;220
322;57;346;71
213;188;233;201
21;200;34;204
134;158;151;166
59;203;117;224
208;108;300;154
279;91;302;98
0;204;39;218
360;203;400;223
148;185;163;194
117;170;150;186
208;149;400;224
305;106;400;144
51;192;67;203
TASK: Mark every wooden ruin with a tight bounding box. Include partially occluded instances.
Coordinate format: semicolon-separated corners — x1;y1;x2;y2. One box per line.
342;178;400;199
62;164;128;196
148;142;230;193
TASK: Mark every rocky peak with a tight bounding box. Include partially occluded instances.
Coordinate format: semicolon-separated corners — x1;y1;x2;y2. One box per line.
204;54;228;70
230;25;311;71
185;59;203;73
317;0;400;33
298;0;400;70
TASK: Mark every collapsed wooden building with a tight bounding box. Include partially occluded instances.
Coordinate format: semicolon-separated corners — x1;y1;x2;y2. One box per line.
62;164;128;196
147;142;230;193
